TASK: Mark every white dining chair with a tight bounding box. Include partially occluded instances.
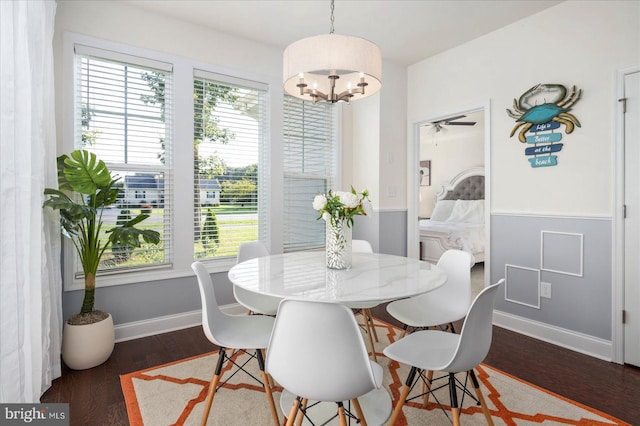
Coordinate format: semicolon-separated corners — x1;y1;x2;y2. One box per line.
191;261;280;426
234;241;281;316
351;239;374;253
348;239;381;361
266;298;387;426
383;279;504;425
386;249;473;336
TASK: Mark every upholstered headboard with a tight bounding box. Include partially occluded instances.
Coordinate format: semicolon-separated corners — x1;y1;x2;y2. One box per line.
437;166;485;201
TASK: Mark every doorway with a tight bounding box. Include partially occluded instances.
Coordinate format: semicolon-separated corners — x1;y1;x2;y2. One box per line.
406;102;491;287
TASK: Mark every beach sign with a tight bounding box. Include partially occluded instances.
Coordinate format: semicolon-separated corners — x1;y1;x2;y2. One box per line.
528;155;558;168
525;143;563;156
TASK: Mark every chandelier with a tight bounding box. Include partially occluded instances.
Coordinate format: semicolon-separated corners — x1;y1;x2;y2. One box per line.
283;0;382;103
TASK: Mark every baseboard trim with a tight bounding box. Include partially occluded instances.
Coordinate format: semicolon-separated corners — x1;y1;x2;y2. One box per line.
494;310;612;361
114;303;247;342
115;306;613;362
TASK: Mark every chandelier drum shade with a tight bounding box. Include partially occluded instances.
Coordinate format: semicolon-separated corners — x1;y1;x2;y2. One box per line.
283;32;382;103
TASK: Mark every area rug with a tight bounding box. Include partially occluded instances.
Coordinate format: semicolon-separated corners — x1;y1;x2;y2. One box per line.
121;319;628;425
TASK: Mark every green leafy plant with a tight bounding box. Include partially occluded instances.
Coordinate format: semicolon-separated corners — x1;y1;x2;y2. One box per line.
111;209;133;264
44;150;160;318
201;209;220;253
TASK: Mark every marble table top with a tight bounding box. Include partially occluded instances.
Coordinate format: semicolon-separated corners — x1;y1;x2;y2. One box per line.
228;251;447;304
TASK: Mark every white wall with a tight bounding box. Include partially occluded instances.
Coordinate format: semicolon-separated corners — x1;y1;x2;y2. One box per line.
378;60;408;210
348;94;381;207
54;1;282;76
344;60;408;211
408;0;639;216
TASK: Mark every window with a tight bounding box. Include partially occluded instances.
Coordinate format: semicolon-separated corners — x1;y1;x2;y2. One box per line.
64;34;338;289
283;95;338;251
193;71;269;260
74;44;172;275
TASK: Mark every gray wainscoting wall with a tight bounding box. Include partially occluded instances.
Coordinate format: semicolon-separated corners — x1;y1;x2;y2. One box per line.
491;213;612;341
353;209;407;256
62;270;231;325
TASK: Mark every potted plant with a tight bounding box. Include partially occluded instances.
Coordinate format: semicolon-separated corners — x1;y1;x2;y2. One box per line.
44;150;160;369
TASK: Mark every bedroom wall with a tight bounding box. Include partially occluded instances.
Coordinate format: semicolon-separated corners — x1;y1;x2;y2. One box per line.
407;0;639;359
419;112;485;218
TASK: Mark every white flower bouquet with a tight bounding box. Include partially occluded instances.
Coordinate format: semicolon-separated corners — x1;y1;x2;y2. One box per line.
312;187;370;227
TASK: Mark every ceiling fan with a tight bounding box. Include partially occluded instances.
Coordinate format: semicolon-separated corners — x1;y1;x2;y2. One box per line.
424;115;477;133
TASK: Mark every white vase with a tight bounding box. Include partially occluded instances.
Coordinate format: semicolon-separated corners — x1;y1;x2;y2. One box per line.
62;313;115;370
326;218;352;270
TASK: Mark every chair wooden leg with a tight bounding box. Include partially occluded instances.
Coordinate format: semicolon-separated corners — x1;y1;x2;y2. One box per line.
351;398;367;426
295;399;308;426
256;349;280;426
389;366;418;425
399;324;409;338
365;309;379;342
469;370;494;426
364;317;378;362
260;370;280;426
452;407;461;426
337;402;348;426
201;348;227;426
260;349;276;388
448;373;461;426
422;370;434;407
285;397;301;426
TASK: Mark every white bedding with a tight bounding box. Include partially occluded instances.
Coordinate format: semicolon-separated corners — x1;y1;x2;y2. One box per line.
419;219;485;257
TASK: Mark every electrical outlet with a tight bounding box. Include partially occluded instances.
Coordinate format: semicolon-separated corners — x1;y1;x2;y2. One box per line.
541;282;552;299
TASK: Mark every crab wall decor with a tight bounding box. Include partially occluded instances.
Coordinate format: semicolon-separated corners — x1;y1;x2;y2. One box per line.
507;83;582;168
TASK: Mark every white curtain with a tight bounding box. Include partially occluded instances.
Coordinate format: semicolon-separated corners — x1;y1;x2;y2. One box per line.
0;0;62;402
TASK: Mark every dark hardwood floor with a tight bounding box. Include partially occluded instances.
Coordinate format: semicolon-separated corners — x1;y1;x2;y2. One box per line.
41;304;640;425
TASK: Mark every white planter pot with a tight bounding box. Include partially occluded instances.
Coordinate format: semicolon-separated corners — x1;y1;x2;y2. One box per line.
62;313;115;370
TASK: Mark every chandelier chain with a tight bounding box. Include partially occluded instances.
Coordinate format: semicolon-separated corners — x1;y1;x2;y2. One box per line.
329;0;335;34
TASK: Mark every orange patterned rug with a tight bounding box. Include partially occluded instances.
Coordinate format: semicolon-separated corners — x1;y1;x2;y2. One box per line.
121;320;628;425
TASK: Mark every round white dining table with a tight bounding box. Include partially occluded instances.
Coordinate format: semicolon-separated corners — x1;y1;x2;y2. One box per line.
228;250;447;304
228;250;447;426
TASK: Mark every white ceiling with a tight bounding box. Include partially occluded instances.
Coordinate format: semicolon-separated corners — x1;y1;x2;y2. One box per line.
124;0;562;66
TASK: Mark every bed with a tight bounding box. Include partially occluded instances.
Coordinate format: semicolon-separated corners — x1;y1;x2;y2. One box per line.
419;166;485;264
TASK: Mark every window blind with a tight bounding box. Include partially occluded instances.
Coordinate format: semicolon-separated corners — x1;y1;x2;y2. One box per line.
75;48;172;274
193;72;268;261
283;95;338;252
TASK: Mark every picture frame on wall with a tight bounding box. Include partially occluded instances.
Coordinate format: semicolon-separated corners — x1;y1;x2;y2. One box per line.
420;160;431;186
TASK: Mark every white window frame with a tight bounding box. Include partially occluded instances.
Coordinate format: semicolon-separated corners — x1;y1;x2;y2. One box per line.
192;69;270;263
61;32;276;290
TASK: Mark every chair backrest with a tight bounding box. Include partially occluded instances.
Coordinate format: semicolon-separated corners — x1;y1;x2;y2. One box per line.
430;249;473;318
352;239;374;253
234;241;281;315
266;299;379;402
237;241;269;263
192;261;232;347
444;279;504;373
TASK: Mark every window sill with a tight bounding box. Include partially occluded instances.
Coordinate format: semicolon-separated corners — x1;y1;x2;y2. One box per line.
64;257;237;291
